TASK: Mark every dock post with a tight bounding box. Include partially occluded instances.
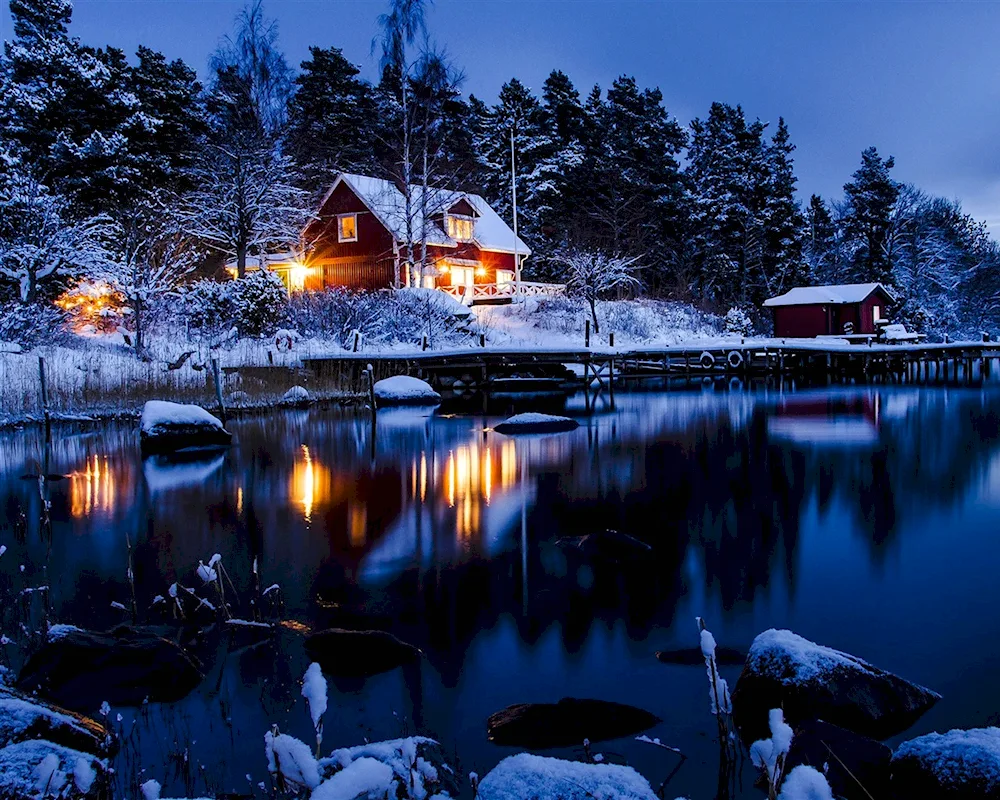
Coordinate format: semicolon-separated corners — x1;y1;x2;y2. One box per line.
211;358;227;425
585;319;591;348
609;331;615;348
38;356;51;442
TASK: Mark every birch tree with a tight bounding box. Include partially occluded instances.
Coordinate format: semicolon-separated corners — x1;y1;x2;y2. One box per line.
555;248;642;333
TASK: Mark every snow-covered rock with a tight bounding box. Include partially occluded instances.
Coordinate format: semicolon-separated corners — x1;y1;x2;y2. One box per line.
139;401;231;455
891;727;1000;799
373;376;441;406
477;753;657;800
0;686;109;755
492;412;579;434
732;629;940;742
0;341;23;354
784;720;891;800
487;698;660;749
0;739;106;799
282;385;310;405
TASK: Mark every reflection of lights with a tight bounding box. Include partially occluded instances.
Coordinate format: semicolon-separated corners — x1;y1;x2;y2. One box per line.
291;445;330;523
70;454;115;518
348;502;367;546
236;486;243;515
437;441;520;541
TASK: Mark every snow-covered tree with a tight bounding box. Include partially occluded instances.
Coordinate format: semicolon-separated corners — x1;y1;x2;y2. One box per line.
556;248;642;333
842;146;900;283
0;160;107;303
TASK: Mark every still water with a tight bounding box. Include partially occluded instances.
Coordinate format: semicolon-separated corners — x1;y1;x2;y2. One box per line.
3;385;1000;798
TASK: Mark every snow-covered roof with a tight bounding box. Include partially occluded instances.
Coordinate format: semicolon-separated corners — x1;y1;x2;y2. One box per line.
328;173;531;256
763;282;894;307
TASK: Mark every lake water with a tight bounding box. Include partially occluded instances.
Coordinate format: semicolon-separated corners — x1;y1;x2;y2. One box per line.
3;383;1000;798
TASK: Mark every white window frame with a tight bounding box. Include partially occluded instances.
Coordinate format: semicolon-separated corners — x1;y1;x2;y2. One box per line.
446;214;475;242
872;305;881;323
337;213;358;243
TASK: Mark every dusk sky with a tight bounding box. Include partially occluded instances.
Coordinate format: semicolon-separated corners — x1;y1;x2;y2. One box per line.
3;0;998;234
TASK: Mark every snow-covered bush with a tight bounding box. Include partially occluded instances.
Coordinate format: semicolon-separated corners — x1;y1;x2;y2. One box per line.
232;270;287;336
0;302;70;348
724;306;753;336
750;708;795;799
177;279;237;341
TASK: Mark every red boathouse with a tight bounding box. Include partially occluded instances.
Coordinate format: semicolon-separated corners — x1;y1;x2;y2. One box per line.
763;283;896;338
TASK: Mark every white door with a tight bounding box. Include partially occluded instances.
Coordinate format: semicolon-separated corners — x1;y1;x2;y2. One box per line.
452;266;475;303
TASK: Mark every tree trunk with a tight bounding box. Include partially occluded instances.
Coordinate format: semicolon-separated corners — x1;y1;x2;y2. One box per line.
134;295;144;356
589;297;600;334
237;240;247;280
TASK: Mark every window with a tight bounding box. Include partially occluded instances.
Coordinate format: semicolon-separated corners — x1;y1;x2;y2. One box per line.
872;305;881;323
337;213;357;243
496;269;514;286
446;215;474;241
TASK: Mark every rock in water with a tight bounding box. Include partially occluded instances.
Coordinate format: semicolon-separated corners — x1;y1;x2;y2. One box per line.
891;727;1000;799
372;376;441;406
493;413;579;434
282;385;310;406
785;720;891;800
0;687;110;755
139;400;231;455
305;629;421;677
732;629;940;743
17;626;203;712
477;753;657;800
487;698;660;749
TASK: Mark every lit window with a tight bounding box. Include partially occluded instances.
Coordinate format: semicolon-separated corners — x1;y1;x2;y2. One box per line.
873;305;881;323
446;215;474;241
338;214;357;243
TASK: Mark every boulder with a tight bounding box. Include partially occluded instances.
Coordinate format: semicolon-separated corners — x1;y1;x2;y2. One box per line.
784;720;891;800
732;629;940;743
139;401;231;455
17;626;203;712
0;739;106;799
891;727;1000;799
372;376;441;406
477;753;657;800
281;385;310;406
493;413;579;434
305;629;421;677
487;698;660;749
0;686;110;756
655;645;746;666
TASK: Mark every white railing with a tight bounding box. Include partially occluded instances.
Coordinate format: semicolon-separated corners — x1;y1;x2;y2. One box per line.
438;281;567;304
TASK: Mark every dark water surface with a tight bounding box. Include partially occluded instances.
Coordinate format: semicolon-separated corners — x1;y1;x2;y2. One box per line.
3;385;1000;798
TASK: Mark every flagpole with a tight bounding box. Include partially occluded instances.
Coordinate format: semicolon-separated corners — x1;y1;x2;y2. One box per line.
511;128;521;299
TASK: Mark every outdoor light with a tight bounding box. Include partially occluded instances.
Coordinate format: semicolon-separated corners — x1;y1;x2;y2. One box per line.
289;263;309;292
475;266;486;277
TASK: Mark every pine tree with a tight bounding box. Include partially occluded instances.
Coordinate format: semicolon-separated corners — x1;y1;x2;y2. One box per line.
803;194;837;281
842;146;900;284
286;46;378;191
762;117;805;293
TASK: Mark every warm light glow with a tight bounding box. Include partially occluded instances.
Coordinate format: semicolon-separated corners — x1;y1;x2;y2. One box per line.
236;486;243;515
289;263;310;292
475;266;487;277
55;282;127;334
439;264;450;274
338;214;358;242
446;215;474;241
70;454;115;518
291;445;331;523
348;501;368;546
439;441;520;541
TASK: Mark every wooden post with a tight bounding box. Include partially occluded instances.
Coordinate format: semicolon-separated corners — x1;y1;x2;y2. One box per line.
480;333;486;347
585;319;591;348
609;331;615;348
353;330;361;352
366;363;377;412
38;356;51;441
421;335;428;352
267;349;274;365
944;333;950;344
211;358;227;425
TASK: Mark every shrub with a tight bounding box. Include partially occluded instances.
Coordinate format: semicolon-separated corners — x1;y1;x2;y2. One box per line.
0;302;70;348
177;279;237;342
724;306;754;336
233;270;288;336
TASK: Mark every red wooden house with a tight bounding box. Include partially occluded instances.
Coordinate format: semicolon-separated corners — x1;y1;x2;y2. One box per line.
763;283;896;338
238;173;565;304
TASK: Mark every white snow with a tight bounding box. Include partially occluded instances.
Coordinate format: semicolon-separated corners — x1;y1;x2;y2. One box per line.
476;753;657;800
373;376;441;403
283;385;310;403
196;561;217;584
47;624;83;640
893;727;1000;790
311;757;395;800
301;663;327;731
397;287;474;318
776;766;834;800
763;283;893;307
140;401;226;435
264;731;320;790
321;737;451;799
0;740;103;799
751;709;795;783
700;629;717;660
0;692;100;747
493;412;578;433
73;756;96;794
140;779;161;800
747;629;876;684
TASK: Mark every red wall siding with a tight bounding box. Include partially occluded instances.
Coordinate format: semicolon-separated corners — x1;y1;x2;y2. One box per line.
772;305;832;338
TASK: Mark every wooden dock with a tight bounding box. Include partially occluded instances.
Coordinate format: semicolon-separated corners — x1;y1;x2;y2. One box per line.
301;339;1000;393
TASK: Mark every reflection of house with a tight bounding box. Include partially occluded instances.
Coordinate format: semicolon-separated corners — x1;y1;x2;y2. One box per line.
767;394;880;447
763;283;895;338
229;173;565;304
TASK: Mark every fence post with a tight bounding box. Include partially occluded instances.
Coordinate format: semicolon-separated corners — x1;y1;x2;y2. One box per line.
609;331;615;348
211;358;227;425
421;335;429;352
480;333;486;347
38;356;51;441
585;319;591;348
366;363;377;412
353;330;361;352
